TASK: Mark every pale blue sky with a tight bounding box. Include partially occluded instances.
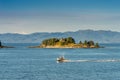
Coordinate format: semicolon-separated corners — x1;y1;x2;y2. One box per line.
0;0;120;33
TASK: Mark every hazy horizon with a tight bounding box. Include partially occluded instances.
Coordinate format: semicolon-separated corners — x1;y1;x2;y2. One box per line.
0;0;120;33
0;29;119;34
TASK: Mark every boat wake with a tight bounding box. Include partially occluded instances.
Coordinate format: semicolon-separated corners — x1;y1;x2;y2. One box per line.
57;59;120;63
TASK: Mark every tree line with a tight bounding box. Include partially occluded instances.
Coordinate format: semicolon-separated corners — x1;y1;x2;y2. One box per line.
42;37;75;46
41;37;100;47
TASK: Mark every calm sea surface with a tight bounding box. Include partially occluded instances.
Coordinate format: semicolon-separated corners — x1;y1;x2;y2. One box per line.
0;43;120;80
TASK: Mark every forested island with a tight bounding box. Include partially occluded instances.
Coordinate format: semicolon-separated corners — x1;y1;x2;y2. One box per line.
30;37;101;48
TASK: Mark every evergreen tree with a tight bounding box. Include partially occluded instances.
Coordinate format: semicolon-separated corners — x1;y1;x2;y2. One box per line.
67;37;75;44
95;43;99;48
84;40;88;45
79;41;82;44
87;40;94;46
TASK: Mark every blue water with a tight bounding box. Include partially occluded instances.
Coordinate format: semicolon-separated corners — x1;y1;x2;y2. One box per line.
0;43;120;80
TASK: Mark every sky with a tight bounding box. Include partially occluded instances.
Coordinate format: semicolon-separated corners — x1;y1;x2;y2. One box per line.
0;0;120;34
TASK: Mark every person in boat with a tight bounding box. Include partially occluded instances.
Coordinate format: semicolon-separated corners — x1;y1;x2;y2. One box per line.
57;56;66;62
60;56;65;60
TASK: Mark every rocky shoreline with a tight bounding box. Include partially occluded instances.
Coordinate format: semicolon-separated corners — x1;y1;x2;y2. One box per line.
29;45;101;48
0;41;14;48
0;46;14;48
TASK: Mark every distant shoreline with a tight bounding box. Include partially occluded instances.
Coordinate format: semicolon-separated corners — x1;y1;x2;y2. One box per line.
0;46;14;48
0;41;14;48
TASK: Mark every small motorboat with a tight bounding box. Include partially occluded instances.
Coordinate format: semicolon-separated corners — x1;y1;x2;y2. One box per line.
56;56;69;62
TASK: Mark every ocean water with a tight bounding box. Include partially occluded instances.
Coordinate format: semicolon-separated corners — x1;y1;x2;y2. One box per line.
0;43;120;80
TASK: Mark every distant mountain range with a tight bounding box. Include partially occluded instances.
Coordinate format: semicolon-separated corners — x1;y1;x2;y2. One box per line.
0;30;120;43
